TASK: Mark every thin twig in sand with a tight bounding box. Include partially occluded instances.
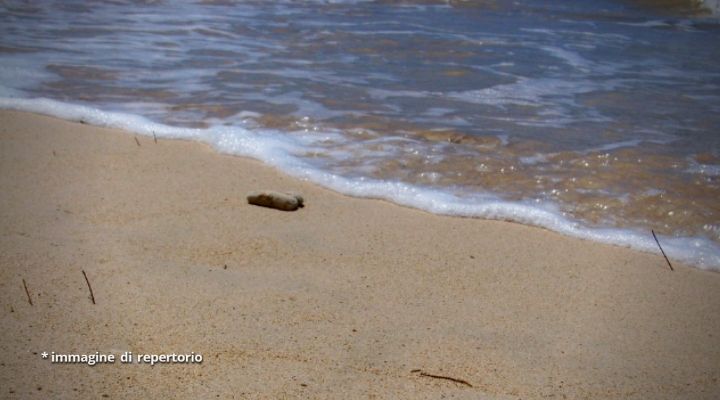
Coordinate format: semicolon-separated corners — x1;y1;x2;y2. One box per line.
153;131;157;144
22;279;33;306
82;270;96;304
134;136;141;147
651;230;674;271
413;370;473;388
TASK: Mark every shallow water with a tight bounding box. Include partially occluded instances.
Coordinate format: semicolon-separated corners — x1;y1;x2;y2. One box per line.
1;0;719;268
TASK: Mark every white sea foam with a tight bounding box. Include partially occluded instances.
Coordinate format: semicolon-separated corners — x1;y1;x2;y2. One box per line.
619;20;698;31
2;96;719;270
540;46;591;71
448;78;607;107
687;162;720;177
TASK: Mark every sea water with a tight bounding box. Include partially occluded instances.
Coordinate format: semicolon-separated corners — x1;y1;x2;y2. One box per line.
1;0;719;269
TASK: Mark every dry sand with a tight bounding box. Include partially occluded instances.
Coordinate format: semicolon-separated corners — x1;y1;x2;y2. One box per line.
1;110;719;399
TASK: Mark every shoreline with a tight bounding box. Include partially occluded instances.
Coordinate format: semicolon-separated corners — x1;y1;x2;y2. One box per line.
2;98;717;270
1;110;719;398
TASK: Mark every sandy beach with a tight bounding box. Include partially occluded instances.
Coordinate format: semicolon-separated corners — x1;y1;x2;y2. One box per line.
1;110;719;399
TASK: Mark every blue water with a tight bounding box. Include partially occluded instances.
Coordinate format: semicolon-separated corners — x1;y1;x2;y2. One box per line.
1;0;719;268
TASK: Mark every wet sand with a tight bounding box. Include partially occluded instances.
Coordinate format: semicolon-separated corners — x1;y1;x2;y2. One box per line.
1;110;719;399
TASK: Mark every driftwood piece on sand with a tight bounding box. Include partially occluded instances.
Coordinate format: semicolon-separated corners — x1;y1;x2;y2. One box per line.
247;191;304;211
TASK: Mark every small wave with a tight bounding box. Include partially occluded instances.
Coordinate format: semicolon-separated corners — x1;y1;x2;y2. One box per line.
2;96;719;270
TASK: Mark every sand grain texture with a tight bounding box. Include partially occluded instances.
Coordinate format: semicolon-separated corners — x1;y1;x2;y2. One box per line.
1;110;719;399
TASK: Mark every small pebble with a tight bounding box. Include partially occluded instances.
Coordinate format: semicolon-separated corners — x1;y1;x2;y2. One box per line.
247;190;304;211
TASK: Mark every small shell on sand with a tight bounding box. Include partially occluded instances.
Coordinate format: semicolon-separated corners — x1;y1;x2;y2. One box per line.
247;191;304;211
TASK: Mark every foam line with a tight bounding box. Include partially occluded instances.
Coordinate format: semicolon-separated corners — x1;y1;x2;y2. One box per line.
2;97;718;270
